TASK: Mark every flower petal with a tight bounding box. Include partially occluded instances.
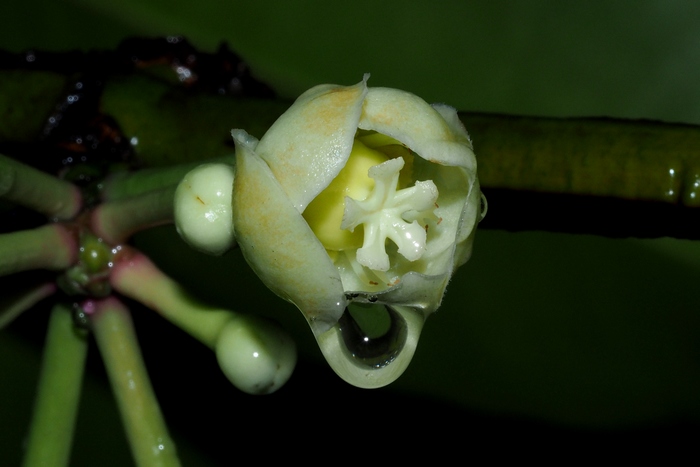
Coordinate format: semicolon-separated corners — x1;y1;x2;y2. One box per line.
358;88;476;171
231;132;347;335
369;271;450;314
453;176;483;268
255;76;369;213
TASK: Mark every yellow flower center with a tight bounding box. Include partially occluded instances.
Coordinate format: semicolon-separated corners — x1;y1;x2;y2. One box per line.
303;139;385;251
304;134;438;272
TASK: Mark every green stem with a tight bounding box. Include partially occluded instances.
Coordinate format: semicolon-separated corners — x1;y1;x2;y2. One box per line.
461;113;700;206
101;156;234;202
91;186;177;245
109;248;234;348
0;224;77;277
0;281;56;329
108;248;296;395
90;297;181;467
0;154;82;220
22;303;88;467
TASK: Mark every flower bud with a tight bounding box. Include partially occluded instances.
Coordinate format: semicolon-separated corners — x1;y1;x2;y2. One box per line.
174;163;236;255
215;314;296;395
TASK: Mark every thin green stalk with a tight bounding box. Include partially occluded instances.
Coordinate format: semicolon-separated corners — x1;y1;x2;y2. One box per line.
101;156;234;202
90;297;180;467
109;249;234;348
91;186;177;245
0;224;77;277
108;249;297;395
23;303;88;467
0;154;82;220
0;282;56;329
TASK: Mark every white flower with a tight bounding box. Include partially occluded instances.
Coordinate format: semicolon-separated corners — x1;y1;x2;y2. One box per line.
228;75;484;388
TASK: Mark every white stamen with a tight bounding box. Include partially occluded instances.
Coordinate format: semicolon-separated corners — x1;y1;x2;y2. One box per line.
341;157;438;271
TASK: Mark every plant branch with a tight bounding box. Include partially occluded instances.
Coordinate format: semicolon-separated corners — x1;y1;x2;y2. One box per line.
91;186;176;245
0;154;82;220
461;113;700;205
22;303;88;467
0;224;77;277
0;281;56;329
90;296;180;467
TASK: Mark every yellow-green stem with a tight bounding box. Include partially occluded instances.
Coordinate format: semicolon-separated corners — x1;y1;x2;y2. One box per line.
101;156;234;202
0;282;56;329
0;224;77;277
91;297;180;467
92;186;177;244
109;250;234;348
23;303;88;467
0;154;82;220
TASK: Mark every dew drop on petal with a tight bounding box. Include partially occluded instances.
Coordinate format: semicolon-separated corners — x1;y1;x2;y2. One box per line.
314;303;426;388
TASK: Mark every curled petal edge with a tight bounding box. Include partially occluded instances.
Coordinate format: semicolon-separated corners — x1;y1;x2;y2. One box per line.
358;88;476;172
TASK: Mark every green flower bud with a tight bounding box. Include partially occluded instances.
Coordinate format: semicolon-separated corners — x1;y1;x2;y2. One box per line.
174;163;236;255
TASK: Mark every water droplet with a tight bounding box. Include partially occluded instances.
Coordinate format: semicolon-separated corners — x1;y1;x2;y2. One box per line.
660;164;682;202
684;172;700;207
337;304;406;368
315;303;426;388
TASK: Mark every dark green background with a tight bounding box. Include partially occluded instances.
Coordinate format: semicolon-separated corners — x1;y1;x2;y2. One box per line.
2;0;700;462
